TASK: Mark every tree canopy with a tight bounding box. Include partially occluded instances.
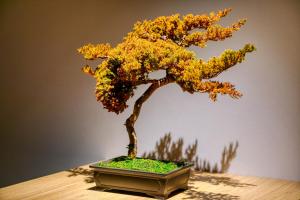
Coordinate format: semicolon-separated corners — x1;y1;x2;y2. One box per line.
78;8;256;114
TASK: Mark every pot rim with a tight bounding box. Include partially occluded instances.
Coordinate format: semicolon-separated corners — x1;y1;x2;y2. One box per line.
89;156;194;177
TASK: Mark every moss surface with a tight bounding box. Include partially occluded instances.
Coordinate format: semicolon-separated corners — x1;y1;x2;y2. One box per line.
98;156;182;174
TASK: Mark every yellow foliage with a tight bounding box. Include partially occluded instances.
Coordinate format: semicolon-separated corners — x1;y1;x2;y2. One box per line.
78;43;111;60
78;8;256;113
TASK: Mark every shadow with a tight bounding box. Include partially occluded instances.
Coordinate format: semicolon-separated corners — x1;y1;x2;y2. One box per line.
168;188;187;198
190;172;256;188
66;167;94;183
141;132;197;162
88;186;154;198
195;141;239;173
141;132;186;161
182;189;240;200
88;186;187;199
181;172;256;200
142;133;239;173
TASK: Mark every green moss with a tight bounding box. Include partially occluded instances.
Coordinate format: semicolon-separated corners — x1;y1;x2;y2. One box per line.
98;156;182;174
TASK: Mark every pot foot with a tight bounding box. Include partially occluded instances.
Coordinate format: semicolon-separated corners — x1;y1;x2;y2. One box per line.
181;186;188;190
149;194;169;200
96;186;109;191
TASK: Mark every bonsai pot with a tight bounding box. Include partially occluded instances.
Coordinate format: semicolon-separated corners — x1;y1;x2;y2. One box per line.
89;159;193;199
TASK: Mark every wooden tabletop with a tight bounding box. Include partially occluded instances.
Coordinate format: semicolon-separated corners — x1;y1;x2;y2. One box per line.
1;165;300;200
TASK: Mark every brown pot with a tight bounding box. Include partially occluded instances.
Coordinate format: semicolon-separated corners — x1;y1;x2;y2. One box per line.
89;159;193;199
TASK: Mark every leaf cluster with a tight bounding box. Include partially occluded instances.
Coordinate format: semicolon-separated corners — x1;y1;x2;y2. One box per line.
78;8;256;113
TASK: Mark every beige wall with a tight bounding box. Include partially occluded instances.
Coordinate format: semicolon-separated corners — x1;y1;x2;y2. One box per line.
0;0;299;187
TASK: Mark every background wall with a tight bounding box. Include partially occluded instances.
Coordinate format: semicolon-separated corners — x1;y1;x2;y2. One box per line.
0;0;299;187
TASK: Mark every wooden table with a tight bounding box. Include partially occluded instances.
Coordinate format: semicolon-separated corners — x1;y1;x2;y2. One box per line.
1;165;300;200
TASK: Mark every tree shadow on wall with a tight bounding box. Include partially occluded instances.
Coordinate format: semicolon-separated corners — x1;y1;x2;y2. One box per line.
141;132;239;173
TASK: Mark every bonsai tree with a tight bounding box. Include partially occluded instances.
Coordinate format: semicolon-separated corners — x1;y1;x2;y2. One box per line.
78;8;256;159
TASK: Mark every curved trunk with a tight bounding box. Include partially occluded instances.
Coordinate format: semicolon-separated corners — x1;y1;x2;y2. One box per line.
125;76;174;159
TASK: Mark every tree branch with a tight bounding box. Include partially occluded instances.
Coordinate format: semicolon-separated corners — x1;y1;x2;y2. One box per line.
130;78;163;85
125;75;175;158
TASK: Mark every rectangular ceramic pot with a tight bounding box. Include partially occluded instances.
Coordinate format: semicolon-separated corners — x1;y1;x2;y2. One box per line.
89;159;193;199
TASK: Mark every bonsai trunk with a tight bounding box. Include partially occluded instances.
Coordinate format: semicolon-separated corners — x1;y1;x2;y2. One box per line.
125;76;174;159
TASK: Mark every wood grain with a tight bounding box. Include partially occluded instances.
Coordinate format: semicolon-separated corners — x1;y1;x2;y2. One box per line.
1;165;299;200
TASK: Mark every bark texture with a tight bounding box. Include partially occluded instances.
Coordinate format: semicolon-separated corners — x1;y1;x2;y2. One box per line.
125;76;174;158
